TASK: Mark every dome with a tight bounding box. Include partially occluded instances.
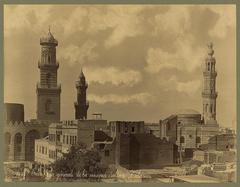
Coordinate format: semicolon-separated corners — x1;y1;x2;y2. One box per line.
46;30;55;41
40;28;58;45
176;109;200;115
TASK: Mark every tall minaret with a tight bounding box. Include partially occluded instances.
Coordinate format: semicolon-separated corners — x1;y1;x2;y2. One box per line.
202;42;218;125
74;69;89;120
36;29;61;122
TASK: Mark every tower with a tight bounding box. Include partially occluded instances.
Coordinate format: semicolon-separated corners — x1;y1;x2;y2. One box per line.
36;29;61;122
74;69;89;119
202;43;218;125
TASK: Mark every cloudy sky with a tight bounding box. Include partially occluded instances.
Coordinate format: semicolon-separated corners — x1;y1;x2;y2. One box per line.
4;5;236;129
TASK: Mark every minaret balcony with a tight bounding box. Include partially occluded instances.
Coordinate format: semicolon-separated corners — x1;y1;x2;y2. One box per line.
202;92;218;98
40;37;58;46
37;82;61;90
38;61;59;69
76;81;88;88
203;71;217;77
74;101;89;107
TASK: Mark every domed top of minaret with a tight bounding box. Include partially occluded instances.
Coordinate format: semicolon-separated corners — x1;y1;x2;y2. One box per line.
76;68;87;88
207;42;214;57
40;27;58;46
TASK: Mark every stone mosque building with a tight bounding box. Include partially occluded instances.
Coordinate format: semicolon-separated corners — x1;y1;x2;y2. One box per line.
4;30;220;165
159;43;219;160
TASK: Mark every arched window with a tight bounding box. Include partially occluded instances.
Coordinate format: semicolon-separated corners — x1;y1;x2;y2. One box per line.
15;133;22;144
180;136;185;143
207;63;210;71
167;122;171;130
46;73;51;88
205;104;208;112
48;55;50;63
14;133;22;160
45;99;52;113
210;105;212;113
196;136;201;144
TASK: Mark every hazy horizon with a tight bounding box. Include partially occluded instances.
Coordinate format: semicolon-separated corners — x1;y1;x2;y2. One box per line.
4;5;236;129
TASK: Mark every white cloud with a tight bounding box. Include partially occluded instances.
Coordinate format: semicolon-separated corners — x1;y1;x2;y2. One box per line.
152;6;191;38
160;76;201;95
85;67;142;86
207;5;236;38
4;5;52;36
145;37;205;73
145;48;178;73
88;92;153;105
4;5;144;48
102;6;145;48
64;6;144;48
58;40;98;66
176;79;201;95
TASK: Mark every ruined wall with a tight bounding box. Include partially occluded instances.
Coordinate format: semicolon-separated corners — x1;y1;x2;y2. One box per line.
116;134;176;170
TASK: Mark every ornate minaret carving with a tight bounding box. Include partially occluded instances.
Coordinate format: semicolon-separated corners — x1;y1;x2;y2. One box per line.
74;69;89;119
202;43;218;124
36;29;61;122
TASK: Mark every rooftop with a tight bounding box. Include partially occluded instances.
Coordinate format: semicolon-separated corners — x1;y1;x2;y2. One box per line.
176;109;200;115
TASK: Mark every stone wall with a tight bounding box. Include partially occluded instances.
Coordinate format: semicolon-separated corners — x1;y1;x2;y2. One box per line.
116;133;176;170
4;120;49;161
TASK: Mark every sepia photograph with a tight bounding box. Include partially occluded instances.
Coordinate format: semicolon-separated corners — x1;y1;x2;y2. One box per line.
3;3;237;183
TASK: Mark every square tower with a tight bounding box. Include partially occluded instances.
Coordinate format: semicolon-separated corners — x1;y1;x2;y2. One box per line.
36;29;61;122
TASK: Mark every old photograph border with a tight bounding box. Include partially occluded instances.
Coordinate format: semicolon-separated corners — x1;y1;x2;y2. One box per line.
0;0;239;186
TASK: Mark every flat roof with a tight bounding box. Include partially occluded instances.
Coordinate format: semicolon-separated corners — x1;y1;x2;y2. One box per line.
173;175;221;183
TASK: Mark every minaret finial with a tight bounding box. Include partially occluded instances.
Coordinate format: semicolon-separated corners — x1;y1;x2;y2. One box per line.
207;42;214;57
79;67;85;78
48;25;51;33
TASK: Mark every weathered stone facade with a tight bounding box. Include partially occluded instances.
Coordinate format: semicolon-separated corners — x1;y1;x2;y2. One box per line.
115;133;178;170
202;43;218;125
199;134;236;151
4;103;49;161
74;69;89;120
110;121;177;169
34;120;177;170
34;119;109;165
37;29;61;122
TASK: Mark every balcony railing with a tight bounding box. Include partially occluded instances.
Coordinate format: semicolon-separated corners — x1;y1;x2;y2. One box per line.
40;37;58;45
37;82;61;89
38;61;59;68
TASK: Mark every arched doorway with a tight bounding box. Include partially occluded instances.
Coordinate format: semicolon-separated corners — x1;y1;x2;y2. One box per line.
14;133;22;160
5;132;11;160
25;130;40;161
